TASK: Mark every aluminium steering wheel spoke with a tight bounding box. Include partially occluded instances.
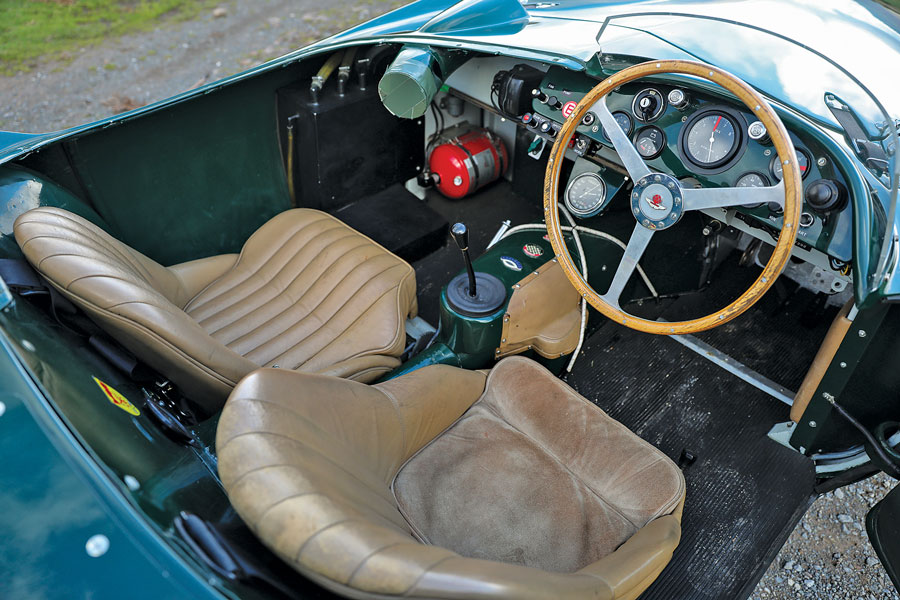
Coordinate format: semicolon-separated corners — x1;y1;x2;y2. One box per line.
592;96;652;182
681;180;785;212
601;223;655;309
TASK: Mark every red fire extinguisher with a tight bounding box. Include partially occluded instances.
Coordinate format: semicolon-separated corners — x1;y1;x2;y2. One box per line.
427;128;508;199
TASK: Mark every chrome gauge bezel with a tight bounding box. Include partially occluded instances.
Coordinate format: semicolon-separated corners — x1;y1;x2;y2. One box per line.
678;106;747;172
632;126;666;160
770;148;811;181
564;172;608;218
600;111;634;144
734;171;771;208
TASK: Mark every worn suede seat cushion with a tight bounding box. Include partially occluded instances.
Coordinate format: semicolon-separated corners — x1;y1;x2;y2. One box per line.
14;206;417;415
393;357;685;573
217;356;686;600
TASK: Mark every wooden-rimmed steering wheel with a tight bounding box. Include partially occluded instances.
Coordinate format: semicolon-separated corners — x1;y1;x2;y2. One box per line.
543;60;803;335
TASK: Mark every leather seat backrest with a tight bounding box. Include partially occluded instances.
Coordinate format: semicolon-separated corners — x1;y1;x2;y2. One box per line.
14;207;255;412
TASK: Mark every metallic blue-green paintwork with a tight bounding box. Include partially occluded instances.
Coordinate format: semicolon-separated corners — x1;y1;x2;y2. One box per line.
0;1;899;595
0;310;218;600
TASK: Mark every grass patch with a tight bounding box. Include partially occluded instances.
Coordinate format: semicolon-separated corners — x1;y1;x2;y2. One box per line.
0;0;216;75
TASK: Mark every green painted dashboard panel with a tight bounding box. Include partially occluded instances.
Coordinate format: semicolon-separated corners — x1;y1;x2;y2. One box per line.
531;67;856;263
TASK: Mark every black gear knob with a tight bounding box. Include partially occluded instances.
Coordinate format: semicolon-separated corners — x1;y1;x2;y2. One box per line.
450;222;469;251
450;223;476;297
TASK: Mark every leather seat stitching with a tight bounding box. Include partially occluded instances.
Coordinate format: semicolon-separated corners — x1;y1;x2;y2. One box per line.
187;222;348;316
308;264;413;362
195;228;359;326
205;239;376;340
191;230;361;331
220;416;396;494
345;541;408;585
30;211;159;283
402;555;459;597
294;517;356;563
260;264;405;365
184;215;333;312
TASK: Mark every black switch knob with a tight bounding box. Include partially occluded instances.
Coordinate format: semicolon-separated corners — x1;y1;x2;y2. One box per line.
531;89;548;103
450;223;477;297
805;179;847;212
547;96;562;109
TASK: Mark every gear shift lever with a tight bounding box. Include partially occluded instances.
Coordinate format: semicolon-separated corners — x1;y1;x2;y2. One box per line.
450;223;477;297
444;222;507;317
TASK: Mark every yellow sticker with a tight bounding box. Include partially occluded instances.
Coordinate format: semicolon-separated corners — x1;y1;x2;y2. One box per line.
93;377;140;416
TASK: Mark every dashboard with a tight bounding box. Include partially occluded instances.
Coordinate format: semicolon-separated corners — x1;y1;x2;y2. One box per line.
523;66;854;264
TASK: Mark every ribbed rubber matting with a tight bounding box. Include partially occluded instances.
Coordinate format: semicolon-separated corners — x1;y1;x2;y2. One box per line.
564;323;816;600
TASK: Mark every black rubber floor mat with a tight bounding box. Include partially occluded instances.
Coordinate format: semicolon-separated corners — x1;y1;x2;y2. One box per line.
564;323;816;600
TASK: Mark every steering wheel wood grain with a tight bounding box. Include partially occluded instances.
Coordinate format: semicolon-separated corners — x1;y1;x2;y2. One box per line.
543;60;803;334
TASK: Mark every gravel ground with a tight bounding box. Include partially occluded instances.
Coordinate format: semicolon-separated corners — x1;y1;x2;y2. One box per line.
0;0;404;133
2;3;899;599
754;472;898;600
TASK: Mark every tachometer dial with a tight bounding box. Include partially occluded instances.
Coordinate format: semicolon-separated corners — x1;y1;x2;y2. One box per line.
735;172;770;208
770;150;810;180
633;126;665;159
683;110;740;168
565;173;607;218
601;111;633;142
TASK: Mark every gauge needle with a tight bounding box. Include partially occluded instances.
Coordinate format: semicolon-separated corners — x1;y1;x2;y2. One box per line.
707;116;722;162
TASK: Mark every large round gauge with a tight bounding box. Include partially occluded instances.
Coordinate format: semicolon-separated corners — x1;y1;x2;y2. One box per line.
770;149;811;181
565;173;607;218
734;171;770;208
601;111;633;142
633;126;666;159
682;110;742;169
632;88;666;122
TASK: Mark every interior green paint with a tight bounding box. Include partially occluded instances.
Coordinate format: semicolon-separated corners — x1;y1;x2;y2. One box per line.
0;301;223;599
432;230;622;370
63;68;298;265
0;164;109;259
532;67;855;261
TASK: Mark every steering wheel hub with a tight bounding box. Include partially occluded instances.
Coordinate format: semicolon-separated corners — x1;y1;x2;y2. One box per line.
631;173;684;230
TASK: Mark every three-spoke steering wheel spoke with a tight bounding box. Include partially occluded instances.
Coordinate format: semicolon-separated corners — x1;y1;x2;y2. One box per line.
592;96;651;182
681;179;785;212
601;223;654;309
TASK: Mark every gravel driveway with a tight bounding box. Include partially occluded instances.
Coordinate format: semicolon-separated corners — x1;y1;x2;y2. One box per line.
1;2;898;598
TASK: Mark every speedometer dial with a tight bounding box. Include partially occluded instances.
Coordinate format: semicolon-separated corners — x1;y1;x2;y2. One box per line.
683;110;740;168
565;173;607;218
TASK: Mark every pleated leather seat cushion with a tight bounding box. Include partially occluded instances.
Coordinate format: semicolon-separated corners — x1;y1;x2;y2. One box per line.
217;357;685;600
14;207;417;414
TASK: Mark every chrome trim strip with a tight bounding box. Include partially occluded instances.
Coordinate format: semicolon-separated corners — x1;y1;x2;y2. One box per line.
667;332;795;406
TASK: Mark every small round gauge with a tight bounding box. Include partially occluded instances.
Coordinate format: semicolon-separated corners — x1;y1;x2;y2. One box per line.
601;111;633;142
565;173;607;217
633;126;666;159
683;110;741;168
770;149;811;181
735;171;770;208
632;88;666;122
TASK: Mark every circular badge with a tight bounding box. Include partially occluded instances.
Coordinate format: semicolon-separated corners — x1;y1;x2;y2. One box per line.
523;243;543;258
500;256;523;271
562;101;578;119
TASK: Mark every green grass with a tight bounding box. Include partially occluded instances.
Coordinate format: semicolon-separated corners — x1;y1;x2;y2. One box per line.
0;0;215;75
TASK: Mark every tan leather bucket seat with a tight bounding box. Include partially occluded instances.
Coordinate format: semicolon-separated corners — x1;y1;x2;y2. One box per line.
14;207;417;415
217;356;685;599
